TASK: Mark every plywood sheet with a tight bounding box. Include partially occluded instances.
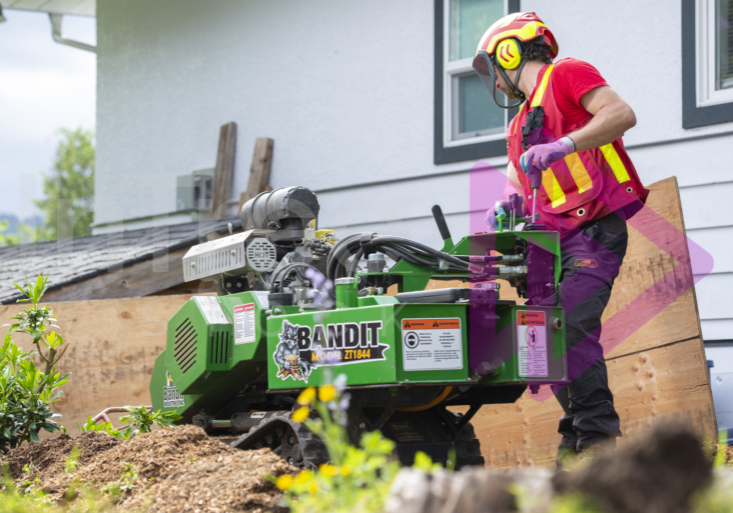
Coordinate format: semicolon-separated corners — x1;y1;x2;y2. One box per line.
0;294;199;434
468;177;715;467
471;338;715;468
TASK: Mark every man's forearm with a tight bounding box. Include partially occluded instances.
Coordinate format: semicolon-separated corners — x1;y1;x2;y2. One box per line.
568;104;635;151
569;87;637;152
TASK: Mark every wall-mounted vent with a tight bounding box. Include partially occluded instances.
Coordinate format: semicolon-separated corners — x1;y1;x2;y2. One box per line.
176;168;213;211
210;331;230;365
174;318;197;373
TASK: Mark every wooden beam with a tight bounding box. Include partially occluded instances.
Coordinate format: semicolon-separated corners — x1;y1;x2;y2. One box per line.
42;248;190;302
211;122;237;218
239;137;274;213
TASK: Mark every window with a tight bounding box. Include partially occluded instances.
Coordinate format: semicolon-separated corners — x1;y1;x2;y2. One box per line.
434;0;520;164
682;0;733;127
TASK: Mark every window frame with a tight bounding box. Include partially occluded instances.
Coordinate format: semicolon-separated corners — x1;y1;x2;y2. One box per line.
434;0;521;165
682;0;733;128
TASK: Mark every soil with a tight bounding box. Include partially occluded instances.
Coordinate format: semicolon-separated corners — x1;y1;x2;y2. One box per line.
1;424;295;512
2;430;122;481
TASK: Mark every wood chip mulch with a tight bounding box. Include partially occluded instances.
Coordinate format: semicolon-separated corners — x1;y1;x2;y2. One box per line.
2;424;297;512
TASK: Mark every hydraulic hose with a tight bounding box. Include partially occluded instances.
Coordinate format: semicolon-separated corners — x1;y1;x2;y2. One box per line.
270;262;319;293
395;386;454;412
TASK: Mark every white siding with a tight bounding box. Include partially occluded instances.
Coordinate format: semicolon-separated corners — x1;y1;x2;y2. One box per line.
95;0;732;338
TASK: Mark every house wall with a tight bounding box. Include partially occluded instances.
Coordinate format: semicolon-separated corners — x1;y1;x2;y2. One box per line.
95;0;731;340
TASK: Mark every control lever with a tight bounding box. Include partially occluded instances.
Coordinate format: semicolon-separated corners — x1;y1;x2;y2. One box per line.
520;153;542;223
507;193;523;231
431;205;454;249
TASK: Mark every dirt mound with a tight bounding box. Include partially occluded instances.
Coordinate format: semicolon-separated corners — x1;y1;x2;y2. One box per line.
124;449;295;513
2;431;121;480
77;424;236;485
2;425;294;511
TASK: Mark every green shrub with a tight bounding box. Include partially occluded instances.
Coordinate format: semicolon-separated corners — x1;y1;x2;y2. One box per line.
0;275;69;452
118;405;181;437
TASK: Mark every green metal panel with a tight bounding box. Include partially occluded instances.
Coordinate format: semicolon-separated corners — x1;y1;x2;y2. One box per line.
165;292;269;395
267;303;470;390
479;304;566;384
267;305;398;389
150;350;202;419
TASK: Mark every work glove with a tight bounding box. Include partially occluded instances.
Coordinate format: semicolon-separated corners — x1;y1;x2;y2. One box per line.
486;201;510;229
522;136;576;171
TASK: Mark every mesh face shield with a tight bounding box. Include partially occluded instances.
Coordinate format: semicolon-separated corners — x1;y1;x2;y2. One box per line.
472;50;525;110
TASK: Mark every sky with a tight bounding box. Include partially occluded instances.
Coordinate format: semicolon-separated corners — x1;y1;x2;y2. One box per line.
0;9;96;221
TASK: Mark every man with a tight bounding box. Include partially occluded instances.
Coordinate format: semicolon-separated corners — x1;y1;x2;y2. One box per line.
473;12;649;464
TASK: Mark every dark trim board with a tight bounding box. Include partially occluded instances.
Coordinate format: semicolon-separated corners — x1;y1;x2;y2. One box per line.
682;0;733;128
433;0;520;165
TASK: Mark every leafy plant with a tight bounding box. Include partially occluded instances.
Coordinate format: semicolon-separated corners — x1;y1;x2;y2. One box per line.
76;417;126;439
100;463;138;504
272;375;401;513
119;405;181;438
0;275;69;452
64;446;82;473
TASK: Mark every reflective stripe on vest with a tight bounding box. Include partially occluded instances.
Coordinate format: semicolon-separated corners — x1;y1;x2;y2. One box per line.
531;64;553;108
599;143;631;183
542;169;566;208
522;64;633;205
563;153;593;193
514;103;525;135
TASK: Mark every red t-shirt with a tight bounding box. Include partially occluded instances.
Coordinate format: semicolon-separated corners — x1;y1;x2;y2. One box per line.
548;58;608;127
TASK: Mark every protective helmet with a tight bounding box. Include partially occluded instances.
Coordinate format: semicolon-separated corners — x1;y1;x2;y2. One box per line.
472;12;558;109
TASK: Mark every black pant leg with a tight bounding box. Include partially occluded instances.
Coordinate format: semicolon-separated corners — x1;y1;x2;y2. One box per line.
553;213;628;450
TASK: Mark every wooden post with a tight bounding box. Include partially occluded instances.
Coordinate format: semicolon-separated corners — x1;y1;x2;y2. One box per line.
210;122;237;218
238;137;274;213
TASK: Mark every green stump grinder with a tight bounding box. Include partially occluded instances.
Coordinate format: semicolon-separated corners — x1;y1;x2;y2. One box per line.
150;186;568;469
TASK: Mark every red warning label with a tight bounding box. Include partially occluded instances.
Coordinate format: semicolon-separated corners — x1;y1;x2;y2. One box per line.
402;319;461;330
517;311;545;327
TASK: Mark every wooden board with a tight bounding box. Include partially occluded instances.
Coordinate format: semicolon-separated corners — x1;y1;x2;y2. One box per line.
466;177;716;467
211;122;237;218
239;137;274;212
0;294;203;434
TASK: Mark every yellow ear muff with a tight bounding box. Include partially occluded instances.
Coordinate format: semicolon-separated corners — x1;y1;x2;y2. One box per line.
496;39;522;70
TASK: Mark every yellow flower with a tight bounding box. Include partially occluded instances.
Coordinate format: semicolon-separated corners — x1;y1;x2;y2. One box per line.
297;387;316;405
295;470;312;484
319;463;338;476
292;407;309;423
308;481;319;494
340;465;351;476
318;384;336;402
276;474;294;490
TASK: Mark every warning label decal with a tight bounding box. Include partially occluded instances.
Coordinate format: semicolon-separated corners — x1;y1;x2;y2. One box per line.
194;296;229;325
233;303;256;344
517;310;548;378
254;291;269;309
401;318;463;371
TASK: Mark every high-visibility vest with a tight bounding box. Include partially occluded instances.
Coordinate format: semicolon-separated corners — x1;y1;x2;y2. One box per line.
507;60;649;234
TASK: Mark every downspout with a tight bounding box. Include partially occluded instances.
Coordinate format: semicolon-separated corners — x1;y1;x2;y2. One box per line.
49;13;96;53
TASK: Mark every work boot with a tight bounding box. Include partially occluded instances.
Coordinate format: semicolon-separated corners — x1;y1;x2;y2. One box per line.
577;438;615;464
577;444;605;464
556;443;577;469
